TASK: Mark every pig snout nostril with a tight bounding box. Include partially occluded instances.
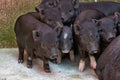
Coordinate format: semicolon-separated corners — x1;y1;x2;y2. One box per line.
91;50;99;54
108;37;115;42
51;55;58;59
61;17;64;21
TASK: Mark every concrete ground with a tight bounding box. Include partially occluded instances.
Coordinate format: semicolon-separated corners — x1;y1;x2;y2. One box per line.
0;48;98;80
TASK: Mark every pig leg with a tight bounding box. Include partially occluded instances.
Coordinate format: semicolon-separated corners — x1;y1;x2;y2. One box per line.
17;40;24;63
26;48;34;68
79;59;85;72
57;50;62;64
18;47;24;63
79;50;86;72
69;50;75;62
33;49;38;58
43;56;51;73
89;55;97;69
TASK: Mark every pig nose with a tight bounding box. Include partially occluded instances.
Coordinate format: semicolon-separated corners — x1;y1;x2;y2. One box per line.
61;17;64;22
51;55;58;59
107;33;115;42
108;37;115;42
62;50;69;53
91;50;99;54
90;43;99;54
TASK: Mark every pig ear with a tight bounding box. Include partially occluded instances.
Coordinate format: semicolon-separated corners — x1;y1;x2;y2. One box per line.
32;30;42;41
113;12;120;24
35;5;44;12
54;27;62;37
54;0;59;6
73;0;79;9
35;6;46;20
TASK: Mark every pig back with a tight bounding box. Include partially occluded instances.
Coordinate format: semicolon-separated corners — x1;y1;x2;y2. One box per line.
74;9;105;24
79;1;120;16
14;12;52;36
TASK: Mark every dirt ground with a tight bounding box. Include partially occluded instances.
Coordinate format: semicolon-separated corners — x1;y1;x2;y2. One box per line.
0;48;99;80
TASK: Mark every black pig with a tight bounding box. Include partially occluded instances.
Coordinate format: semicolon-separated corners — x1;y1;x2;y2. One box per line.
74;21;100;72
14;12;59;73
36;0;79;23
59;26;74;62
58;0;79;23
73;9;104;72
96;35;120;80
93;13;119;56
35;7;63;34
94;13;118;43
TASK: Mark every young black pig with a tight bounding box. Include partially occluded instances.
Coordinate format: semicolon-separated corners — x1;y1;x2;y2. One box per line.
14;12;59;73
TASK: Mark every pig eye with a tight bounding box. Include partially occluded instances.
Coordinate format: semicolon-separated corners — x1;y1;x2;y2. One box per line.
113;27;116;30
69;9;73;12
47;2;54;7
70;37;72;40
96;35;99;38
98;29;103;32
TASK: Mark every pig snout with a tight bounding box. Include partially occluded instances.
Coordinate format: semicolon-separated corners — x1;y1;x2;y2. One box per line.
50;55;58;64
89;43;99;54
61;44;71;53
107;33;115;42
62;50;69;53
61;17;64;22
50;48;58;59
61;12;68;22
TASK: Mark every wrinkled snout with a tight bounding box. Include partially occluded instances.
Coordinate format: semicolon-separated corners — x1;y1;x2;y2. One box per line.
89;43;99;54
50;54;58;64
61;43;71;53
61;12;69;22
61;13;66;22
50;55;58;59
50;48;58;59
106;33;115;42
91;50;99;54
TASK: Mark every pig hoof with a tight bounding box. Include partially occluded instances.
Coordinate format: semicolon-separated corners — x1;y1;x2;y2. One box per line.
44;68;51;73
79;60;85;72
18;59;24;63
27;64;33;68
69;51;75;62
33;53;37;58
44;64;51;73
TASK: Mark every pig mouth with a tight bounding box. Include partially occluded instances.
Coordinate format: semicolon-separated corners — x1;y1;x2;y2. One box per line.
62;50;70;53
50;58;57;64
90;50;99;54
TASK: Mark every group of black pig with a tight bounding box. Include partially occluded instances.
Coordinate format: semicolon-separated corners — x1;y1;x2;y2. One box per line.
14;0;120;80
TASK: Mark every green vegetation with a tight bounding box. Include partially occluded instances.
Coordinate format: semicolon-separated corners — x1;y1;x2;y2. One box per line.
0;0;40;48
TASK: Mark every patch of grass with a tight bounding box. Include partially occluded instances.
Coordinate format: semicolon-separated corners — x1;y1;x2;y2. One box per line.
0;0;40;48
